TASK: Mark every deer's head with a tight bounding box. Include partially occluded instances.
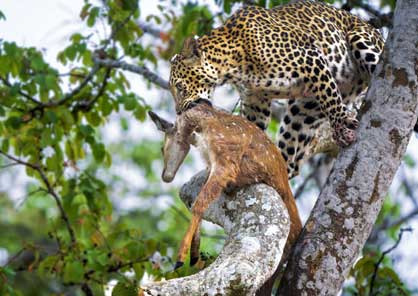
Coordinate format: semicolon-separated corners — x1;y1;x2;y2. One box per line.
149;111;190;183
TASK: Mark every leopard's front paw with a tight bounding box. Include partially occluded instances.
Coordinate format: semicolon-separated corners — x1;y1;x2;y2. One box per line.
332;122;357;147
345;117;359;130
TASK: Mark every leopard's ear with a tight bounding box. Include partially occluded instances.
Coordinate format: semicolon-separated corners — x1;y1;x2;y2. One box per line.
181;37;201;66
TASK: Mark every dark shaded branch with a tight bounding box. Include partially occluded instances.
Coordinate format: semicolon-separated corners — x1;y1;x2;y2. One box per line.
383;208;418;231
342;0;393;28
93;57;169;89
137;21;172;43
73;68;112;112
0;150;76;245
369;227;412;296
399;166;418;207
48;64;101;107
107;257;148;273
81;283;94;296
0;162;20;169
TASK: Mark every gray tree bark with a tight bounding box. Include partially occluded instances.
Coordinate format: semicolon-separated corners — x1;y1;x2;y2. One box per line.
278;0;418;295
140;172;291;296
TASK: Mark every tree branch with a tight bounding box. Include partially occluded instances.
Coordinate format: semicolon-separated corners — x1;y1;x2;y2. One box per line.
0;150;76;245
278;0;418;294
137;21;172;43
73;68;112;112
369;227;412;296
92;57;169;89
0;76;43;105
342;0;393;28
140;171;290;295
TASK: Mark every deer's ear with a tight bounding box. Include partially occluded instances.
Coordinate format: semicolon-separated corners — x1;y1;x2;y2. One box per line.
148;111;174;132
181;37;201;65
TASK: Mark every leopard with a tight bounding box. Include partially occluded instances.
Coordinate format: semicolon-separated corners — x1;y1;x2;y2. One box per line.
169;0;384;178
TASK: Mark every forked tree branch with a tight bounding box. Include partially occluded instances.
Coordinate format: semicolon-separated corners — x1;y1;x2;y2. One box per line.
278;0;418;294
0;150;76;245
140;171;290;295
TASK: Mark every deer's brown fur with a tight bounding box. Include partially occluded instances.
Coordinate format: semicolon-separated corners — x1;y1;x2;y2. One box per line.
149;102;302;268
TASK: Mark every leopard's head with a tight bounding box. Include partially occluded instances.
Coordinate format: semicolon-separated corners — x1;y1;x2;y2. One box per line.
169;37;217;114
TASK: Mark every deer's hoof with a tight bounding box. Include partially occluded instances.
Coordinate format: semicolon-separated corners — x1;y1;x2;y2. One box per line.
190;256;199;266
174;261;184;270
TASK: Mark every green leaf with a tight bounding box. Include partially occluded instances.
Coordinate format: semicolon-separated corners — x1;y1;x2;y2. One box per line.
92;142;105;162
0;10;6;21
86;111;102;126
123;95;138;111
112;281;138;296
403;154;415;168
6;116;22;130
45;110;58;123
79;124;94;137
133;105;146;121
31;55;45;71
378;266;402;285
63;261;84;283
87;7;100;27
133;263;145;281
1;138;9;152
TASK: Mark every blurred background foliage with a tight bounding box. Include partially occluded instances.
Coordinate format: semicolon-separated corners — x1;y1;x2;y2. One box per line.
0;0;416;295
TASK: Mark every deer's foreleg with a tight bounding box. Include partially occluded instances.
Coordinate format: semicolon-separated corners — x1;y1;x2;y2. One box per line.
175;170;232;269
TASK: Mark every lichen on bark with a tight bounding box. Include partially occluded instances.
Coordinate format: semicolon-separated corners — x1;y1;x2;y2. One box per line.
140;172;291;296
278;0;418;295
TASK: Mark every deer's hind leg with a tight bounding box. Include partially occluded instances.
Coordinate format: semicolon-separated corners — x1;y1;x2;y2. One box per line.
176;168;234;269
190;224;201;266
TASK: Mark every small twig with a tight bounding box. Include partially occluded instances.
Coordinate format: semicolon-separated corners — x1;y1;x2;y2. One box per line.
73;68;111;112
93;57;169;89
107;257;148;272
52;64;101;107
0;162;20;169
0;76;43;105
101;12;135;51
399;166;418;207
137;21;172;42
384;208;418;231
230;97;241;113
0;150;39;170
4;248;26;267
0;150;76;246
369;227;412;296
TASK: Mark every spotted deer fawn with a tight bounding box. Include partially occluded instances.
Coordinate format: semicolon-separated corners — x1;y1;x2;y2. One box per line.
149;102;302;269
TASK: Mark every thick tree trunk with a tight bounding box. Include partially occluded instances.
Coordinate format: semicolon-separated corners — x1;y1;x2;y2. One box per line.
140;172;291;295
277;0;418;295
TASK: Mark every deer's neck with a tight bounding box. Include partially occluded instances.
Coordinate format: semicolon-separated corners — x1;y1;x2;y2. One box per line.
191;130;211;164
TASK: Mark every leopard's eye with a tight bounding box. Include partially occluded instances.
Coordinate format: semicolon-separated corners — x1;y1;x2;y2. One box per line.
176;82;184;92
